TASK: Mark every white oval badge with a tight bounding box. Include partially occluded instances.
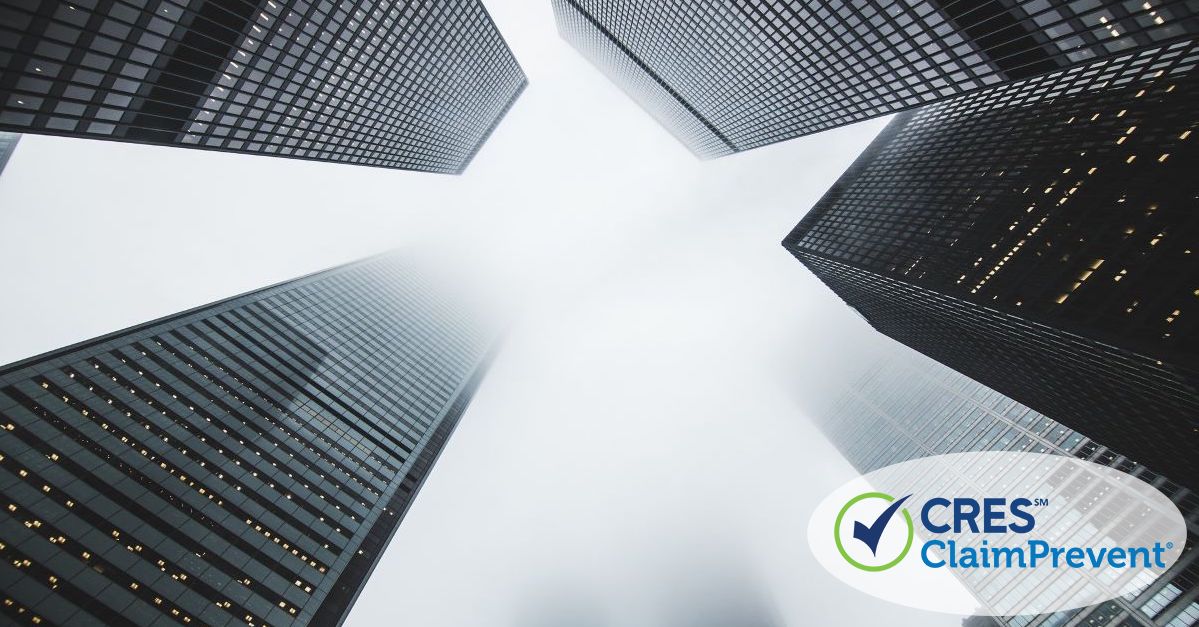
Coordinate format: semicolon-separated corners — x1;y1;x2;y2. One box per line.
807;451;1187;615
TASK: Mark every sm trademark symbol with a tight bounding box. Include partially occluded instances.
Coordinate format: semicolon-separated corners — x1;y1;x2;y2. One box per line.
1033;498;1050;507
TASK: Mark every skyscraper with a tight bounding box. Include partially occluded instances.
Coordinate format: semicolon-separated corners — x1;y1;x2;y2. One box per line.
552;0;1198;157
0;0;526;173
0;255;496;625
814;351;1198;627
783;38;1199;481
0;132;18;175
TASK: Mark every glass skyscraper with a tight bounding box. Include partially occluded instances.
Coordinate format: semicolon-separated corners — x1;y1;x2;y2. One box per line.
784;37;1198;482
0;0;526;173
0;255;495;625
0;131;18;175
815;351;1198;627
552;0;1198;157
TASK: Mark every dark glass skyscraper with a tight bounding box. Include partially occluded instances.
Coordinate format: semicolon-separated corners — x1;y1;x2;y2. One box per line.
784;38;1199;481
814;351;1198;627
0;0;526;173
552;0;1198;157
0;255;495;625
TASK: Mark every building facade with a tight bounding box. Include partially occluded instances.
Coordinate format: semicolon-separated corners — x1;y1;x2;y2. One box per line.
552;0;1198;157
784;37;1199;481
0;131;18;175
0;255;495;625
0;0;526;173
816;351;1198;627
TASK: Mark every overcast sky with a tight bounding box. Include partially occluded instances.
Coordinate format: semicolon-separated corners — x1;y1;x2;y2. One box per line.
0;0;965;625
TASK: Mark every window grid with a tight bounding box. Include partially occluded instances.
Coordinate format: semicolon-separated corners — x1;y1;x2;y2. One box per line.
0;256;494;626
0;0;526;172
553;0;1198;157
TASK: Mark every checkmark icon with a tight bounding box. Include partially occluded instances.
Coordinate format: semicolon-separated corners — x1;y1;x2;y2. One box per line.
852;494;911;556
834;492;916;571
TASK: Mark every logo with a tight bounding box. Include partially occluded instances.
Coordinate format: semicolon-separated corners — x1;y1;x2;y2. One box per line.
834;492;913;571
807;452;1187;615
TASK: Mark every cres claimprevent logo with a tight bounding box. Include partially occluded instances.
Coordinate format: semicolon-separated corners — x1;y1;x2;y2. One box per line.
808;452;1187;616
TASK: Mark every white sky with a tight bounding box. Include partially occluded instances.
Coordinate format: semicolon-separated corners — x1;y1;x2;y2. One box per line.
0;0;965;625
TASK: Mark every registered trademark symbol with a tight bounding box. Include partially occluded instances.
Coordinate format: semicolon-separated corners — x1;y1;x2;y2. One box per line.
1167;542;1174;549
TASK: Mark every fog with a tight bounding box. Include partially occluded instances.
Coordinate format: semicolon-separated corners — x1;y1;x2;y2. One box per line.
0;0;964;625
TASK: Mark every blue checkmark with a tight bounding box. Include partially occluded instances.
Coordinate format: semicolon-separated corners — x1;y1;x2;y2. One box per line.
852;494;912;556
